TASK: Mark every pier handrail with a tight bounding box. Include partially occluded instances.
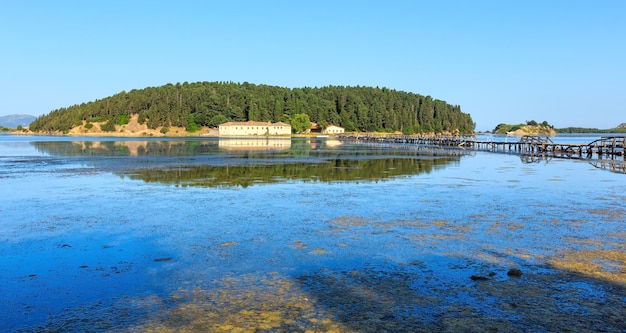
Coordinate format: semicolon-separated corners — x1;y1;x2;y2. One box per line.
338;133;625;161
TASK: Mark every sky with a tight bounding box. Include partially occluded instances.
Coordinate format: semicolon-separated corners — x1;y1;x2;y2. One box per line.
1;1;624;131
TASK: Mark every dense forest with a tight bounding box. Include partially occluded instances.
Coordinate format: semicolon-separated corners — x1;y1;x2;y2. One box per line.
29;81;475;134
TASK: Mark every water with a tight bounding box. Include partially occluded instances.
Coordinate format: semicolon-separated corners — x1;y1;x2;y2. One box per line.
0;135;624;332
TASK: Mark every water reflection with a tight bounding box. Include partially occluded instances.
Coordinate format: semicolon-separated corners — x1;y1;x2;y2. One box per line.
218;137;291;150
30;139;462;187
3;136;624;331
519;152;626;174
32;139;218;157
125;158;452;187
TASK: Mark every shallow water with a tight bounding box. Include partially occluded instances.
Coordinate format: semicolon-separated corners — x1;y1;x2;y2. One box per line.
0;135;624;332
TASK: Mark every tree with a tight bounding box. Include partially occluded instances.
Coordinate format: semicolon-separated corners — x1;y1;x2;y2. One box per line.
186;114;201;132
208;114;230;127
291;113;311;134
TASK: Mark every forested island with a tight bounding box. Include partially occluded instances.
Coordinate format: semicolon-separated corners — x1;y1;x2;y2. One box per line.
28;81;475;135
493;121;557;136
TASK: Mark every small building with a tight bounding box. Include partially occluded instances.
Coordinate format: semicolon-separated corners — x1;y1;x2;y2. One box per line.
310;122;321;133
323;124;345;135
218;121;291;136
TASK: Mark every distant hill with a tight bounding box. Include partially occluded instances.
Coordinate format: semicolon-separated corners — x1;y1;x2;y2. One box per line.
0;114;36;128
556;125;626;133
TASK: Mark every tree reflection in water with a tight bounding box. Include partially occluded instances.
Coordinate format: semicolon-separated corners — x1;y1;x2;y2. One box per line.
31;138;463;187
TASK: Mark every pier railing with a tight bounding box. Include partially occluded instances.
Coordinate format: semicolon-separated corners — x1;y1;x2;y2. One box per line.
339;134;626;161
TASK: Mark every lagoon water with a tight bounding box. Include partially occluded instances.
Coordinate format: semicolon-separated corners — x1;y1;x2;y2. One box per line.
0;135;624;332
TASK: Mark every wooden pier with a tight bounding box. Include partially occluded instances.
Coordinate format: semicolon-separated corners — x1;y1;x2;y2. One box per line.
339;134;626;161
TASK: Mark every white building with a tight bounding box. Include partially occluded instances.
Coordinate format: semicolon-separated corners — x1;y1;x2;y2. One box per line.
218;121;291;136
323;124;345;135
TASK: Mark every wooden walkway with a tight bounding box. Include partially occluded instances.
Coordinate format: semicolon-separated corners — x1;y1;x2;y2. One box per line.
339;134;626;160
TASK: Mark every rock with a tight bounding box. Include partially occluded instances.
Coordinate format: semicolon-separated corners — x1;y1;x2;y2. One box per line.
507;268;523;277
154;257;172;262
470;275;489;281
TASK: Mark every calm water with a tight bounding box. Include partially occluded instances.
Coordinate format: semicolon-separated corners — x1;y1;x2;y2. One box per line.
0;135;624;332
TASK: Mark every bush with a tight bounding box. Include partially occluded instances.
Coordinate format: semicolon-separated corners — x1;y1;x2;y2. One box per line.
116;114;130;126
87;116;107;123
186;114;201;132
160;127;170;134
84;123;93;129
101;120;116;132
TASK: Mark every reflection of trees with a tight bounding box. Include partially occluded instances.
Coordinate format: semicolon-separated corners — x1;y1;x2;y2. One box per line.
31;140;218;157
126;157;457;187
30;139;460;187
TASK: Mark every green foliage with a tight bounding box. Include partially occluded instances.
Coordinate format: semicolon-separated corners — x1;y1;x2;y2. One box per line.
317;120;328;131
87;116;107;123
279;114;291;124
208;114;230;127
291;113;311;134
101;120;116;132
84;123;93;129
16;125;23;131
493;123;512;134
494;121;554;134
160;127;170;134
29;81;475;134
557;127;626;133
116;114;130;126
185;114;201;132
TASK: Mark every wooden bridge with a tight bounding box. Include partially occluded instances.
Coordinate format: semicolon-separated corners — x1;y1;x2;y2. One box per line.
339;134;626;161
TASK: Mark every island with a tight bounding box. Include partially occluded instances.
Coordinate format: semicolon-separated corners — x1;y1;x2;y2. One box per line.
25;81;475;136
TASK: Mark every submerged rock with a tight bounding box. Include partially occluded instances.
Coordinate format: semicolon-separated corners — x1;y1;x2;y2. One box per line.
154;257;172;262
507;268;523;277
470;275;490;281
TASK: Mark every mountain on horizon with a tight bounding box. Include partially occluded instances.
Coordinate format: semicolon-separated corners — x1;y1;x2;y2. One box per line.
0;114;37;128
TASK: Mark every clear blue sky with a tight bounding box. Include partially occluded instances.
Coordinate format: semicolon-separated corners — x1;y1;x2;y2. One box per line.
1;0;624;131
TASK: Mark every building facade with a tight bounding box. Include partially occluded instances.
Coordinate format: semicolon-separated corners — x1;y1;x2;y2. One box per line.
218;121;291;136
323;125;345;135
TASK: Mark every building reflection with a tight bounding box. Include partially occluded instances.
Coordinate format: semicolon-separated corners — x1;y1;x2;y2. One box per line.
218;138;291;150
